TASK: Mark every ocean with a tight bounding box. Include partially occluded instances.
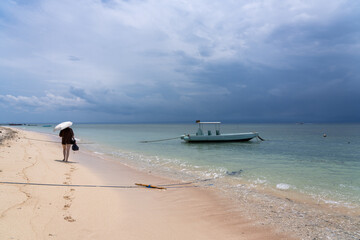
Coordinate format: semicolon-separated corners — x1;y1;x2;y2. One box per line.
19;123;360;208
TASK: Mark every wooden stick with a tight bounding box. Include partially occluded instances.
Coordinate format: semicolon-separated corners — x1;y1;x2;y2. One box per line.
135;183;166;190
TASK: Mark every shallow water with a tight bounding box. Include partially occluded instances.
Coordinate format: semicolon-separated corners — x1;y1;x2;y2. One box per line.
20;123;360;207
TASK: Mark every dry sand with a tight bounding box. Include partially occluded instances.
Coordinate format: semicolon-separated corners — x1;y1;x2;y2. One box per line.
0;127;295;240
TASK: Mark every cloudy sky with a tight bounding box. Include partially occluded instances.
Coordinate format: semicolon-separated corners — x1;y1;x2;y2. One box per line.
0;0;359;123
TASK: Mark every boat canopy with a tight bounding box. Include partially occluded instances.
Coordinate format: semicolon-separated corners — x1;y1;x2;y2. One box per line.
196;121;221;136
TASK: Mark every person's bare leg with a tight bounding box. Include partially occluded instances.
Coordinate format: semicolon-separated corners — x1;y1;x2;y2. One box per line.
62;144;66;161
65;144;71;162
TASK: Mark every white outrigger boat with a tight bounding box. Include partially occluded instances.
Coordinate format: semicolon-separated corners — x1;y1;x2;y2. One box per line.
181;121;260;143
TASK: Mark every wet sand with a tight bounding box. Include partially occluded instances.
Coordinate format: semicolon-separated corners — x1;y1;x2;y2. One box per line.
0;127;294;239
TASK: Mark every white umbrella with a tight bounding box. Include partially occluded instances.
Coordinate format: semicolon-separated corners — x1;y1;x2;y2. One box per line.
53;121;73;131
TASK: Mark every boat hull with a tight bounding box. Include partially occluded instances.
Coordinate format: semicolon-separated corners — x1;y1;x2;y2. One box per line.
182;132;259;143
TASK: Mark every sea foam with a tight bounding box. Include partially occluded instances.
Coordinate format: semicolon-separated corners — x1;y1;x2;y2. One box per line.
276;183;291;190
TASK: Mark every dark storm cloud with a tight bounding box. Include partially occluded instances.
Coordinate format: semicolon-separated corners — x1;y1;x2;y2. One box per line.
0;0;359;123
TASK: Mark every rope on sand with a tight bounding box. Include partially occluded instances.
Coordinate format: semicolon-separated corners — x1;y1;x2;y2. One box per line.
0;181;138;189
0;178;214;190
23;137;93;144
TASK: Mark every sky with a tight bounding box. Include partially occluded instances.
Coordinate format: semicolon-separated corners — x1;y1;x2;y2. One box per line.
0;0;359;123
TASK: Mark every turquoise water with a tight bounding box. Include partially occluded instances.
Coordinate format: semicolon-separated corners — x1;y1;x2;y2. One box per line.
20;123;360;207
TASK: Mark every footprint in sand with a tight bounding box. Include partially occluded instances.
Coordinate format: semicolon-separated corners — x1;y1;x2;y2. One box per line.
63;196;71;200
64;216;76;222
63;204;71;210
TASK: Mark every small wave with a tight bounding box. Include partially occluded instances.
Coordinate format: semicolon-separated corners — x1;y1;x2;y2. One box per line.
323;199;340;205
254;178;267;184
276;183;291;190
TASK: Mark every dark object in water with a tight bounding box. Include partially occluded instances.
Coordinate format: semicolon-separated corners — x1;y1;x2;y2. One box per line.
257;135;265;141
226;169;243;176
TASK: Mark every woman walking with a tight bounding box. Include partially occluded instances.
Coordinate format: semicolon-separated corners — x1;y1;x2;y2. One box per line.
59;127;74;162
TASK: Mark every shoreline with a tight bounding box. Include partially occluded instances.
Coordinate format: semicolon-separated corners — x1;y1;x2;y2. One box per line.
0;127;294;239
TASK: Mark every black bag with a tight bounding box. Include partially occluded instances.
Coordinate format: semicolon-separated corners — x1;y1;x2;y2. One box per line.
71;138;79;151
72;143;79;151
